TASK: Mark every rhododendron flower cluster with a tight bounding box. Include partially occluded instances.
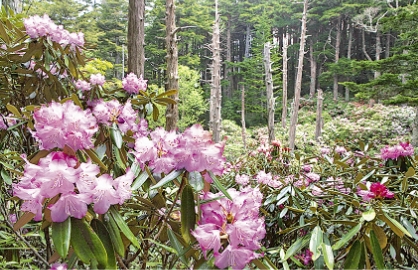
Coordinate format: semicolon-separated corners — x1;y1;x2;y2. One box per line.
24;14;84;49
132;124;225;179
191;186;265;269
75;79;91;92
380;141;414;160
357;182;394;202
122;73;148;94
89;99;142;134
89;73;106;86
13;152;134;222
32;100;98;151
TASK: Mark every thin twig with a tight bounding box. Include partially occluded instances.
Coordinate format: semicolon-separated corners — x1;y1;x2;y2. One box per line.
0;204;49;267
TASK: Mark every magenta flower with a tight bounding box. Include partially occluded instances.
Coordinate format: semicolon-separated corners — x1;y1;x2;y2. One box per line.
122;73;148;94
32;100;98;151
90;73;106;86
0;114;7;130
50;262;68;270
380;142;414;160
357;182;394;202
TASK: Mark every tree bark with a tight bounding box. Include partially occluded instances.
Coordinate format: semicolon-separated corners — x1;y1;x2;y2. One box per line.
333;15;341;102
282;31;289;129
241;83;247;149
315;89;323;141
345;23;353;102
289;0;308;151
375;30;381;78
209;0;222;142
264;42;275;143
362;28;372;61
225;14;232;99
128;0;145;77
385;32;391;59
309;38;316;99
165;0;179;131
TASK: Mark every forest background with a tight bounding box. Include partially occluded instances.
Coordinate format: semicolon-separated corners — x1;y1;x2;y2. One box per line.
3;0;417;157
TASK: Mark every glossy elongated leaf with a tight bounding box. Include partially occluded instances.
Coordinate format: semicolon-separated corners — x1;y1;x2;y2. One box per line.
372;224;388;249
370;230;385;270
70;218;107;267
110;126;123;149
84;149;108;170
208;171;232;200
132;170;149;190
188;171;204;192
109;206;140;249
6;104;22;118
405;167;415;177
284;234;310;260
156;89;178;98
0;21;10;44
150;169;184;190
362;208;376;222
181;184;196;243
381;212;411;238
167;228;188;266
13;212;35;231
309;226;323;261
104;214;125;257
1;168;12;185
321;235;334;270
51;218;71;258
332;222;362;250
91;219;116;269
344;240;363;269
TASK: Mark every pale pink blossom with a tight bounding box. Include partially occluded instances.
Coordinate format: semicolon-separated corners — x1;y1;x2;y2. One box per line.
89;73;106;86
122;73;148;94
75;79;91;92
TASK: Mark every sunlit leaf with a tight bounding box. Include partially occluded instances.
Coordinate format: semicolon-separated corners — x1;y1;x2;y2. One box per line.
181;184;196;243
370;230;385;270
332;222;362;250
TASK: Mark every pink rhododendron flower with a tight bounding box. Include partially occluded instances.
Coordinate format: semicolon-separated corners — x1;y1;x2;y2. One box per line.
75;79;91;91
89;73;106;86
32;100;98;151
335;146;347;154
117;100;138;133
24;14;84;50
50;262;67;270
380;142;414;160
295;249;313;265
357;182;394;202
13;151;135;222
235;174;250;186
0;114;8;130
132;124;226;179
122;73;148;94
191;186;265;269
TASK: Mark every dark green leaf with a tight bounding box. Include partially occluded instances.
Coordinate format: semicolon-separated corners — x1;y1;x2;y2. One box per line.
208;171;232;200
91;219;117;269
167;228;188;266
104;214;125;257
370;230;385;270
150;169;184;190
284;234;310;260
109;206;140;249
181;184;196;243
132;170;149;190
51;218;71;258
1;168;12;185
332;223;362;250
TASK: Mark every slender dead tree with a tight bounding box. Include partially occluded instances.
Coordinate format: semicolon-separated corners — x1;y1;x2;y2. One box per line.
264;42;275;143
127;0;145;77
333;15;341;102
209;0;222;142
289;0;308;150
281;31;289;129
309;38;316;99
315;89;323;141
165;0;179;131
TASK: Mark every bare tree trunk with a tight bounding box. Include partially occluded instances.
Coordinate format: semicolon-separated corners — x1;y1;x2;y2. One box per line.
385;32;391;58
225;14;232;99
209;0;222;142
128;0;145;77
333;15;341;102
289;0;308;151
345;23;353;102
282;32;289;129
413;107;418;147
165;0;179;131
264;42;275;143
362;28;372;61
309;38;316;99
375;30;382;78
315;89;323;141
241;83;247;149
